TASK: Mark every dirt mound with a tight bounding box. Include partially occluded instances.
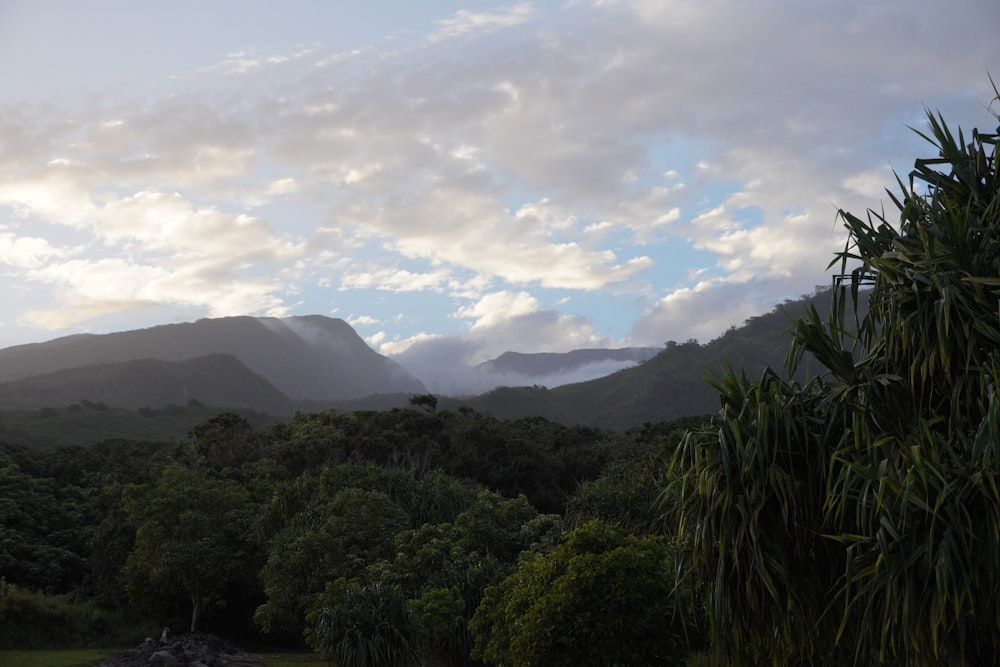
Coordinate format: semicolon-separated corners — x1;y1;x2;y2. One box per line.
94;632;262;666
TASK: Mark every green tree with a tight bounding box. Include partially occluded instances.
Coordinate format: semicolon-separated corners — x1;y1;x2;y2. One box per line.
123;464;257;632
470;519;694;667
672;100;1000;665
188;412;259;471
255;485;409;637
368;490;553;665
564;457;672;536
0;457;87;593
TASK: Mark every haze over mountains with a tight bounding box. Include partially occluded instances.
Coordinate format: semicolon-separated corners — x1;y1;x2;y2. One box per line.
0;315;424;412
0;289;846;432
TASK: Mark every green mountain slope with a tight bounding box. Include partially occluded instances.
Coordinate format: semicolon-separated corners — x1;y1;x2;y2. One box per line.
0;354;293;414
0;315;425;404
445;289;848;430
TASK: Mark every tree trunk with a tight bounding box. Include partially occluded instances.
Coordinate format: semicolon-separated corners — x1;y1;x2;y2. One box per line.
190;593;202;633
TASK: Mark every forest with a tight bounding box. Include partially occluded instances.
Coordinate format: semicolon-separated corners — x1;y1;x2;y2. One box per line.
0;401;705;665
2;105;1000;667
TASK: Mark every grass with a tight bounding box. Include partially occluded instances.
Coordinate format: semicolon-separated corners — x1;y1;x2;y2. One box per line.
0;648;327;667
0;648;114;666
260;653;327;666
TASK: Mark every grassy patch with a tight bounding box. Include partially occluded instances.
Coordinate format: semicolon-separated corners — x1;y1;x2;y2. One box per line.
260;652;327;666
0;648;114;666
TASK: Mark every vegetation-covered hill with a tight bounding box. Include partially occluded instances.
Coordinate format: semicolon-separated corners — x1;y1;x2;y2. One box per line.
447;288;847;430
0;354;293;414
0;315;425;405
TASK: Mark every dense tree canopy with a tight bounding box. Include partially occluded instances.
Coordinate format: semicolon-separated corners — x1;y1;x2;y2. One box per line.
470;519;696;667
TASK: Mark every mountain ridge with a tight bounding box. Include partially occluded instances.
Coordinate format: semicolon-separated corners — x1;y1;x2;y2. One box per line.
0;315;425;410
480;347;661;378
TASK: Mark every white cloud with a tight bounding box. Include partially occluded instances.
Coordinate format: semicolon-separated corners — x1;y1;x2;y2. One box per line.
428;3;536;42
348;314;381;327
0;0;997;362
629;274;766;346
99;191;301;262
386;290;613;393
339;265;449;293
456;290;539;329
0;232;71;269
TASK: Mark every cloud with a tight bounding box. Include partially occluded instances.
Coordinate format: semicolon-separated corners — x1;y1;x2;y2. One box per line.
21;253;290;330
0;0;997;360
0;184;303;328
628;273;802;347
99;191;301;261
0;232;71;269
386;290;614;393
347;314;380;327
339;264;449;293
428;3;537;42
457;290;540;330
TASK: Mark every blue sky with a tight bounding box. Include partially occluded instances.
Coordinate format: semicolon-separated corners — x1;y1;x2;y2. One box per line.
0;1;998;392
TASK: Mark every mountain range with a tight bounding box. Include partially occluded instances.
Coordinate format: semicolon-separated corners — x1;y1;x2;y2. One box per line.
0;315;424;412
0;289;848;431
444;289;837;431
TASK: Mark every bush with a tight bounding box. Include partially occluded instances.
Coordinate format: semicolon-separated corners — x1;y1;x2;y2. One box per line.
0;580;147;648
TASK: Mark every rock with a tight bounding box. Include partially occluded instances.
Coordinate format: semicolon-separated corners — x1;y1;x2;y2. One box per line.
149;651;178;667
94;632;262;667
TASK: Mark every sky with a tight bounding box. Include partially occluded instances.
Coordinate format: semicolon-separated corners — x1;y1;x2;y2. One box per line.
0;0;998;393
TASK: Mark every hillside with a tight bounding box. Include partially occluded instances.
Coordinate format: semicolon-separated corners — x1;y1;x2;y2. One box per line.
0;354;293;414
444;289;851;430
479;347;660;377
0;290;857;440
0;315;425;409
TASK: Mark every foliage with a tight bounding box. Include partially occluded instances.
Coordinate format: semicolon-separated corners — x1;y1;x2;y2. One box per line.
672;101;1000;665
123;463;259;633
0;404;270;449
0;580;145;649
0;401;664;661
670;369;844;663
189;411;261;470
0;456;88;593
470;519;695;667
306;579;421;667
813;105;1000;665
565;456;673;536
368;490;558;665
255;478;411;637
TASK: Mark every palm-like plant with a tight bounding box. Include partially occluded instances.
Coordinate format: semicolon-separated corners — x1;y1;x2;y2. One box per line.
672;89;1000;666
671;368;848;664
816;103;1000;665
307;580;422;667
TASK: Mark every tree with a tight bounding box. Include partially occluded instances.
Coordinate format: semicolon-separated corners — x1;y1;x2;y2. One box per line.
408;394;438;413
124;464;257;632
367;491;553;665
470;519;696;667
255;485;409;637
564;457;673;536
0;457;88;593
188;412;258;471
672;99;1000;665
